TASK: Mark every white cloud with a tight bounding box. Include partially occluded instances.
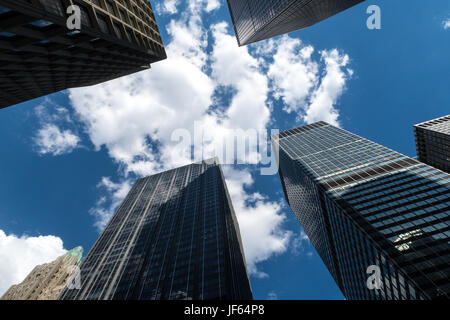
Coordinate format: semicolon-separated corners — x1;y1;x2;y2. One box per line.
223;167;291;278
157;0;181;14
156;0;220;15
267;291;278;300
68;10;289;277
443;18;450;29
65;3;353;277
211;22;270;132
257;36;352;126
267;36;318;113
205;0;220;12
0;230;67;296
70;2;214;175
303;49;351;126
290;230;313;256
34;124;80;156
33;98;81;156
34;99;73;124
90;178;132;230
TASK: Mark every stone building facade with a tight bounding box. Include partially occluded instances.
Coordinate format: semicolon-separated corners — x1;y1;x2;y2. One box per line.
1;246;83;300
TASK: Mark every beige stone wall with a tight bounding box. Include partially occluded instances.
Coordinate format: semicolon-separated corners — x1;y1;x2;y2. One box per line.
1;253;80;300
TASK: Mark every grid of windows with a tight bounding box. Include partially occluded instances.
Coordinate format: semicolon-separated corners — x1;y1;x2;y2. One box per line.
0;0;166;108
272;122;450;299
414;115;450;174
227;0;364;46
59;159;252;300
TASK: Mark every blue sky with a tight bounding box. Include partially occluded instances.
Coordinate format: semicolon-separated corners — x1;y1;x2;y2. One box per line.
0;0;449;299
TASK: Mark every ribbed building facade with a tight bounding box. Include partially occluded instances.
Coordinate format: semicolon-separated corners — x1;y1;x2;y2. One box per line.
60;159;252;300
414;115;450;174
0;0;166;109
272;122;450;300
227;0;364;46
1;246;83;300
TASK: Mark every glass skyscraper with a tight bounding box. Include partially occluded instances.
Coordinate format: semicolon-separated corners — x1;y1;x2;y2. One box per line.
414;115;450;174
60;158;252;300
0;0;166;109
272;122;450;300
226;0;364;46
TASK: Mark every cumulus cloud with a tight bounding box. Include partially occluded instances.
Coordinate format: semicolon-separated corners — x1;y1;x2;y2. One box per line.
290;230;313;256
205;0;220;12
0;230;67;296
303;49;351;126
68;5;272;174
223;167;291;278
33;98;81;156
34;99;74;124
256;35;352;126
63;1;352;277
67;3;290;277
90;178;132;230
267;36;318;113
157;0;181;14
34;124;80;156
211;22;270;132
70;1;214;175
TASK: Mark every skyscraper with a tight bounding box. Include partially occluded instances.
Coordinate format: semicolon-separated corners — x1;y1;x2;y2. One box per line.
1;246;83;300
60;159;252;300
0;0;166;109
272;122;450;300
414;115;450;174
226;0;364;46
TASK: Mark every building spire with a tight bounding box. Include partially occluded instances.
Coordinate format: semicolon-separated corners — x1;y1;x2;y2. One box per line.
64;246;83;264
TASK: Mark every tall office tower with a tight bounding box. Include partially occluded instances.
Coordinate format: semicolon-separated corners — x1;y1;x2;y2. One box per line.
60;159;252;300
226;0;364;46
1;246;83;300
0;0;166;109
272;122;450;300
414;115;450;174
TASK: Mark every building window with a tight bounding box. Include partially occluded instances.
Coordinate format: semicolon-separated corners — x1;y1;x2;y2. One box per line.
0;6;11;14
97;15;109;34
105;1;115;15
30;20;53;27
40;0;64;17
79;6;92;27
113;23;122;39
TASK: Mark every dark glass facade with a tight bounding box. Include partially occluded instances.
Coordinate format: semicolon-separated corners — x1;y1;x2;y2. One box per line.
0;0;166;109
60;159;252;300
272;122;450;299
414;115;450;174
226;0;364;46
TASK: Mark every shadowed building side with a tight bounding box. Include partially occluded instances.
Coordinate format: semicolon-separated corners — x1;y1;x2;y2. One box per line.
414;115;450;174
227;0;364;46
0;0;166;109
272;122;450;300
60;159;253;300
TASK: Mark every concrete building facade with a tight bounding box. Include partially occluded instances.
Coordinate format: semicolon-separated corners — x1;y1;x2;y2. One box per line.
1;246;83;300
0;0;166;108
